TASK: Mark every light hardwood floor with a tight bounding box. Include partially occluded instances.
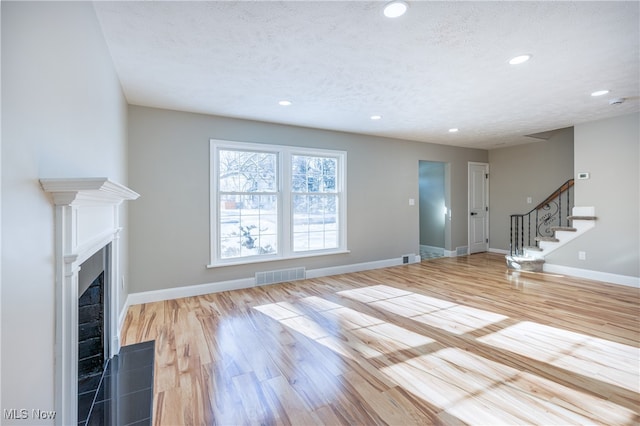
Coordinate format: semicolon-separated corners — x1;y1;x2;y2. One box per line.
121;253;640;425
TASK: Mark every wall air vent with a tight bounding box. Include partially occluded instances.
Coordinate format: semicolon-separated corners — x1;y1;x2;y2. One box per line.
256;267;306;286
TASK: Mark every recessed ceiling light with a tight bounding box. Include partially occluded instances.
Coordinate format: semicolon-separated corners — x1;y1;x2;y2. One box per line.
278;100;292;106
449;128;459;133
508;54;531;65
590;90;610;97
370;115;382;120
383;1;408;18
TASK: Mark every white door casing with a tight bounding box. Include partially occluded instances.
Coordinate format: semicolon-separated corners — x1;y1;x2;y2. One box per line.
468;162;489;254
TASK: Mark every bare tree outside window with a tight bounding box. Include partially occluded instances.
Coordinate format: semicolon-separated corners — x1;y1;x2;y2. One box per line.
219;150;278;259
292;155;339;251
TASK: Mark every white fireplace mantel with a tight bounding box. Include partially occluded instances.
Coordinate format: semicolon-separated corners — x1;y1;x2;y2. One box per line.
41;177;140;205
40;178;139;426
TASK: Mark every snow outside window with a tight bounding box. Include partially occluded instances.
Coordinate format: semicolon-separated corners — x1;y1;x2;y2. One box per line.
210;140;347;267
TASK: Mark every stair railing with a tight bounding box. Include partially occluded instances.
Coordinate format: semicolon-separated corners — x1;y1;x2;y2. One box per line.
509;179;574;256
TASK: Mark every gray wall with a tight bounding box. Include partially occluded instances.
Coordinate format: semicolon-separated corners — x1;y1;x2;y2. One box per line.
488;128;574;251
128;106;488;293
419;161;446;248
546;113;639;278
1;2;128;419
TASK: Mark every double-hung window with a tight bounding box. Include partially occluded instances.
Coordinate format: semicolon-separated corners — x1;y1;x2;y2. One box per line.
210;139;347;266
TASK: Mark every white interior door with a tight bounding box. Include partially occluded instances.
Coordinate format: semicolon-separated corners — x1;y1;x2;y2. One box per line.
468;162;489;254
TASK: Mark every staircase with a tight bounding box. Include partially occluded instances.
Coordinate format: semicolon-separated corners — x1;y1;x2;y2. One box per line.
506;179;597;272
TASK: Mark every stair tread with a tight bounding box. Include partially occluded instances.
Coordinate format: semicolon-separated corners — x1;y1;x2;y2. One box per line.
567;215;597;220
524;246;543;251
551;226;577;232
535;236;559;242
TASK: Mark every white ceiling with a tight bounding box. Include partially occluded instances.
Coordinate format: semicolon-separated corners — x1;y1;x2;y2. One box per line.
93;1;640;149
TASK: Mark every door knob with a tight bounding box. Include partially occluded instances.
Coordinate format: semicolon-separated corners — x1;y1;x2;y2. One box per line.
470;212;478;216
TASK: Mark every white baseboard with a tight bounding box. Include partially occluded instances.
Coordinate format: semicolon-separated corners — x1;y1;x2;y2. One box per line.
418;247;467;257
117;278;253;346
485;248;638;288
117;299;129;347
489;248;509;255
127;277;255;306
306;255;418;279
122;253;639;311
125;255;420;307
543;263;640;288
420;244;444;252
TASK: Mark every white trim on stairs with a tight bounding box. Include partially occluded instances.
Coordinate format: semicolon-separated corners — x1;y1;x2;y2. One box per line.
543;263;639;288
493;247;638;287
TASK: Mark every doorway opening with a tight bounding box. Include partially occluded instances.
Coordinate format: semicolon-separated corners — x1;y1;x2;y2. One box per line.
418;161;449;260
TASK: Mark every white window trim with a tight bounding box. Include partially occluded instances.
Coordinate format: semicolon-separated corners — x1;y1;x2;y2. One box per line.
208;139;348;267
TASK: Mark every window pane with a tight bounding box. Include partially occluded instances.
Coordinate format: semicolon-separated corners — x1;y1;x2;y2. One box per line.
220;237;242;259
308;232;326;250
292;155;337;193
219;194;278;259
292;194;339;252
219;149;277;192
292;232;309;251
256;234;277;255
212;140;345;265
324;231;338;248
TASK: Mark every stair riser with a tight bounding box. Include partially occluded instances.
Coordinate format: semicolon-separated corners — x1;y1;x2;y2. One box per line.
572;220;596;232
554;230;578;239
573;206;595;216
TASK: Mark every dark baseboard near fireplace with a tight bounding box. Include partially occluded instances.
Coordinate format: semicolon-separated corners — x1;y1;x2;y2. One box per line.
79;341;155;426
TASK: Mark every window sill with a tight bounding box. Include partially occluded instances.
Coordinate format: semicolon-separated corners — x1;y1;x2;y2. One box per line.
207;249;351;269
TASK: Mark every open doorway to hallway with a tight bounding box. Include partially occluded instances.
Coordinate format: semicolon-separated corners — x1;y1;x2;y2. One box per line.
419;161;448;260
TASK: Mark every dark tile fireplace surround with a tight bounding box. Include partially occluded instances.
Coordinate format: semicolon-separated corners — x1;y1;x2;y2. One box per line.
78;272;105;407
77;272;154;425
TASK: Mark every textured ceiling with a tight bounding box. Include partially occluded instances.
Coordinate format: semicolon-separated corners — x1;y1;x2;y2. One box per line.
93;1;639;149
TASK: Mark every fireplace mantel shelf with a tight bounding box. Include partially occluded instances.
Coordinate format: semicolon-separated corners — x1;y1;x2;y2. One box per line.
40;177;140;206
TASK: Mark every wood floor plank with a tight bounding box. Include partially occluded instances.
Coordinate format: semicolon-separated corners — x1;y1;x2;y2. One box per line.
263;374;323;426
342;370;432;426
123;253;640;425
